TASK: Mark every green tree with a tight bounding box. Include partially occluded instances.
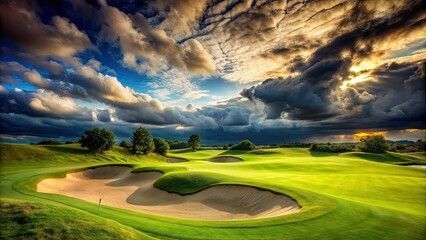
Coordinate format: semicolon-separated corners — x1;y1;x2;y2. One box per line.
131;127;154;154
119;140;130;149
79;128;115;153
153;137;170;156
187;134;201;151
358;135;388;153
231;140;256;150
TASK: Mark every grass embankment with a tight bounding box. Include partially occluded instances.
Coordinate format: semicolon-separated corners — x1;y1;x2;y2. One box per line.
0;144;425;239
0;199;152;240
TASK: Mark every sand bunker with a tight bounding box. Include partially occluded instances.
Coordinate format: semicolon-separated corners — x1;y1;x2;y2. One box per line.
37;166;300;220
210;156;243;163
166;157;188;163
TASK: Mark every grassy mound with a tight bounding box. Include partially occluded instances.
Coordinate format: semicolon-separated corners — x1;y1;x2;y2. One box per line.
0;144;55;161
154;172;235;194
0;199;153;240
342;151;425;164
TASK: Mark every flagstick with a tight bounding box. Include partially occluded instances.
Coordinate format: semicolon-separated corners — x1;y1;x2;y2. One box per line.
97;198;102;215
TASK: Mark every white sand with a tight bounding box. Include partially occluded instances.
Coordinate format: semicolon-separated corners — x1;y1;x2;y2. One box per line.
210;156;242;162
166;157;188;163
37;166;300;220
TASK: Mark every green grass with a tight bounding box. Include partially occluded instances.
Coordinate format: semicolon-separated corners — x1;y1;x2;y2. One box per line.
0;199;154;240
1;144;425;239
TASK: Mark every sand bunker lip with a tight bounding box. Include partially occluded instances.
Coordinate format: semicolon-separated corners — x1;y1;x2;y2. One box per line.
166;157;188;163
37;166;300;221
209;156;243;163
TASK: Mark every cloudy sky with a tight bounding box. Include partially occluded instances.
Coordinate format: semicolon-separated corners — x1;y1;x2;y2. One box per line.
0;0;425;144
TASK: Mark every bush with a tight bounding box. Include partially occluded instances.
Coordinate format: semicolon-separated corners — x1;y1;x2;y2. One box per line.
231;140;256;150
415;140;426;152
79;128;115;153
65;140;76;144
187;134;201;151
37;140;62;145
358;135;388;153
153;137;170;156
119;140;130;149
131;127;154;154
387;140;426;153
309;143;354;153
280;142;311;148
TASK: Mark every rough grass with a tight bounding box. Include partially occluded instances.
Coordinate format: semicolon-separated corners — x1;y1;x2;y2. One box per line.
0;198;154;240
0;144;425;239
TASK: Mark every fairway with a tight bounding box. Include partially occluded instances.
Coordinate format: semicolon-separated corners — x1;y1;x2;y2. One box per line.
1;143;425;239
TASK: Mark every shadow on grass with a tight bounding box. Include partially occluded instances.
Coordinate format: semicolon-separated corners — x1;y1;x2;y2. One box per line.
248;150;280;155
42;145;89;155
344;152;418;163
170;149;194;154
309;151;340;157
219;150;250;155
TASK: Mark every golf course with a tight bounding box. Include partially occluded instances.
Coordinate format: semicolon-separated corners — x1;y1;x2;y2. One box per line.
1;143;425;239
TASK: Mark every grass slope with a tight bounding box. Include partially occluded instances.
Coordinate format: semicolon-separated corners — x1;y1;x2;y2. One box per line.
1;144;425;239
0;199;154;240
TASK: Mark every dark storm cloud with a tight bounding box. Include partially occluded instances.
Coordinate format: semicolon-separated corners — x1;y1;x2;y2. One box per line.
96;109;113;123
241;59;344;120
360;62;425;123
239;0;425;128
200;106;251;126
114;102;218;128
308;0;425;67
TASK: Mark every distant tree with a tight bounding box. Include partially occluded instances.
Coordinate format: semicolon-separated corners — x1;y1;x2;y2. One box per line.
131;127;154;154
65;140;75;144
309;143;354;153
166;140;187;149
223;145;229;150
187;134;201;151
37;140;61;145
119;140;130;149
281;142;311;148
415;139;426;152
358;135;388;153
231;140;256;150
309;143;318;151
153;137;170;156
79;128;115;153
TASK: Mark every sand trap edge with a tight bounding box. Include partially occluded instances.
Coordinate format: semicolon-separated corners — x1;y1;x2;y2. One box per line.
36;165;302;221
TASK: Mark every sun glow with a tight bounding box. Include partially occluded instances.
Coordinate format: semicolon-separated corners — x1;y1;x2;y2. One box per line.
353;131;387;139
340;74;371;90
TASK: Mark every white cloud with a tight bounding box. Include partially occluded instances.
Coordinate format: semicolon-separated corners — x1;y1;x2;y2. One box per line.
182;90;209;99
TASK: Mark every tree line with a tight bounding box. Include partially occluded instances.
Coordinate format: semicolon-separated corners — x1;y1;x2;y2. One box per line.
30;130;425;155
78;127;202;155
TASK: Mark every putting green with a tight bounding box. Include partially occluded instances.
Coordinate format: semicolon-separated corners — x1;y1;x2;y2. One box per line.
0;143;425;239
